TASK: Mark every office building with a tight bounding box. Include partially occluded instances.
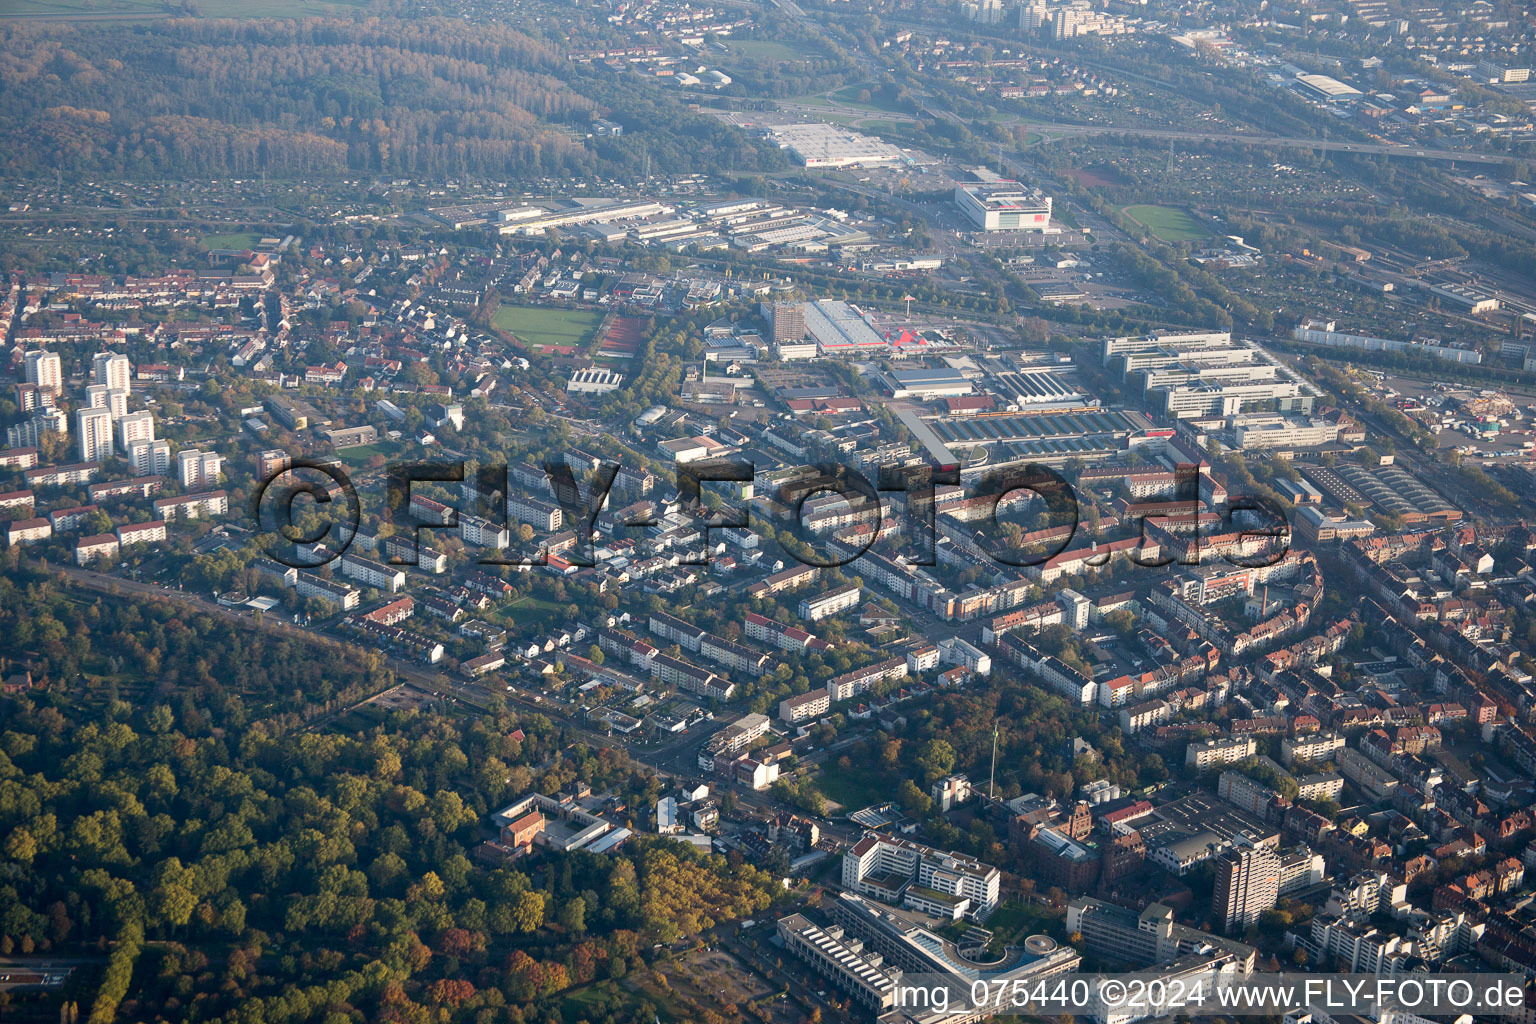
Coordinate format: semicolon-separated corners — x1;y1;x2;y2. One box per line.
75;407;113;463
177;448;224;490
1102;334;1320;419
23;350;62;392
842;830;1001;918
92;352;132;394
776;914;900;1013
1085;954;1244;1024
825;891;1080;1018
1066;897;1258;973
1477;59;1530;83
1229;414;1341;451
1214;843;1281;934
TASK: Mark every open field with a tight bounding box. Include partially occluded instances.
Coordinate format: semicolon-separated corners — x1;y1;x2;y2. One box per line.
814;762;886;812
789;85;911;119
1120;204;1212;242
725;38;804;61
200;231;264;250
493;304;605;355
332;441;396;464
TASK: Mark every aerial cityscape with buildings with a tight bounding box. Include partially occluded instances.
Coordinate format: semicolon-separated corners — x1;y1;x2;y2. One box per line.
1;0;1536;1020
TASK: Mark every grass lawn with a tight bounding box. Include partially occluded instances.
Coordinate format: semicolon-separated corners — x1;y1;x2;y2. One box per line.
562;981;670;1021
984;900;1063;947
1119;204;1212;243
829;83;911;116
492;304;605;353
333;441;396;465
199;231;264;250
790;85;910;119
725;38;804;61
814;763;888;813
502;594;574;631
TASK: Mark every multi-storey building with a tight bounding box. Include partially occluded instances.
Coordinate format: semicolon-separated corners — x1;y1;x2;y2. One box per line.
776;914;899;1014
6;518;52;545
460;514;510;549
1187;736;1257;772
1066;897;1258;973
75;533;120;565
76;406;113;463
842;831;1000;919
128;438;171;477
154;490;229;522
779;687;830;724
799;582;861;621
699;633;772;677
651;653;735;701
92;352;132;394
116;411;155;453
340;553;407;593
294;571;360;610
176;448;224;490
745;611;833;653
1214;843;1281;934
507;493;563;533
1280;731;1345;768
116;520;167;547
648;611;707;652
23;350;62;392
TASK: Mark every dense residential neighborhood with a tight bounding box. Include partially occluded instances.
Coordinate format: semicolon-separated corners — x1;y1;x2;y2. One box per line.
4;0;1536;1019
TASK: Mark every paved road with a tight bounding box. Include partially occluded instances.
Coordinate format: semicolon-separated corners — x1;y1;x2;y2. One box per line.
1025;123;1509;164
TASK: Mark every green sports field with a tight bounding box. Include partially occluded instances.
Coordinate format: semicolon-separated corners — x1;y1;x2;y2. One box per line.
492;304;605;353
725;39;803;61
1120;204;1212;243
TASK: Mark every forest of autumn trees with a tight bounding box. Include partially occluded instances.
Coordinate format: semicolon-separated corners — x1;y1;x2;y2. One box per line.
0;18;788;181
0;558;782;1024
